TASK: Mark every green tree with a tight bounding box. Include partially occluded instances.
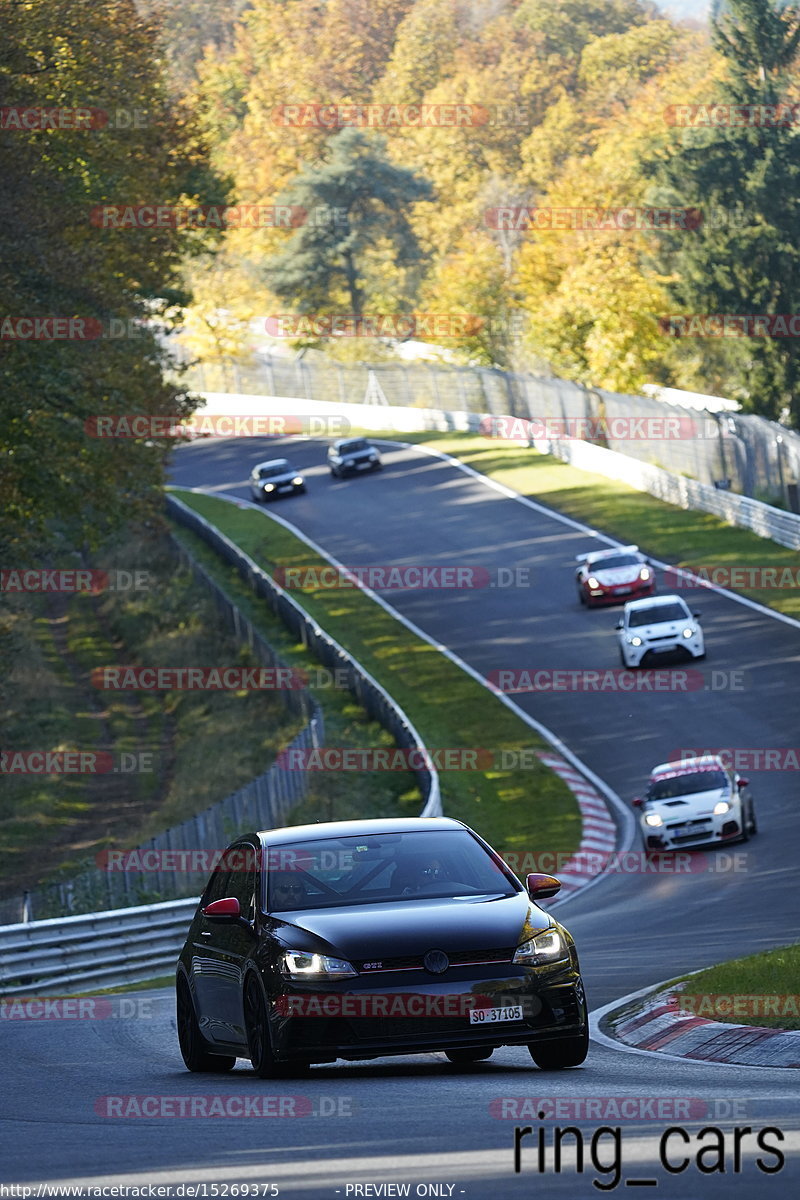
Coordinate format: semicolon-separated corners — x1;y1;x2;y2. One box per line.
0;0;222;561
264;129;433;324
648;0;800;421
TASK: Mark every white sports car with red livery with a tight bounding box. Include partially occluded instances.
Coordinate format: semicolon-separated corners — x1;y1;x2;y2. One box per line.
634;755;757;851
575;545;655;607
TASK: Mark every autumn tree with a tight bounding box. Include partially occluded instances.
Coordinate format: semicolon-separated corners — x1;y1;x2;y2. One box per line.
0;0;222;561
648;0;800;421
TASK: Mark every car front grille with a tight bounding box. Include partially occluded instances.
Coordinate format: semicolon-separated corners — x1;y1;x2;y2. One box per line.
355;947;514;973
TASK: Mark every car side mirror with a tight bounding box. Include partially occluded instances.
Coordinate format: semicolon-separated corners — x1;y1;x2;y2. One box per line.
202;897;240;922
526;872;562;900
737;777;749;789
632;796;643;807
615;620;624;630
693;611;701;619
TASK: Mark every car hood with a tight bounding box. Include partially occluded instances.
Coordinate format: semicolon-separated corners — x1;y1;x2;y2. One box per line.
596;566;643;585
259;470;299;484
275;891;548;960
644;787;730;820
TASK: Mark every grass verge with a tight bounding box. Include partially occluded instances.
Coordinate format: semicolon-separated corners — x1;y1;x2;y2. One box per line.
169;490;581;862
0;525;304;908
676;944;800;1030
386;432;800;620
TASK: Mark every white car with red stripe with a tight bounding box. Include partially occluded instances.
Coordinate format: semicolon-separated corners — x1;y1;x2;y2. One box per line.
634;756;757;850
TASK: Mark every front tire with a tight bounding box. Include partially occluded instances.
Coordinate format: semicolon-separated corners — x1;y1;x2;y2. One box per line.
444;1047;494;1065
243;975;307;1078
176;977;236;1073
529;1025;589;1070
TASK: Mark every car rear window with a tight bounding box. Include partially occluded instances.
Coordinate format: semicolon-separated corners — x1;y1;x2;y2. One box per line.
265;829;517;911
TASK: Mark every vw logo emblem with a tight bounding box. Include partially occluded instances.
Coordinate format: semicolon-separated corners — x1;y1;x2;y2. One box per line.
423;949;449;975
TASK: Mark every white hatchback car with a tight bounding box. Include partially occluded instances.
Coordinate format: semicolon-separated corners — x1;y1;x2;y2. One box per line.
616;594;704;668
635;756;757;850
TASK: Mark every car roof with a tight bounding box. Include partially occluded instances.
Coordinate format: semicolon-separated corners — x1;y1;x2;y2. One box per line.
253;458;292;470
581;545;640;566
624;593;687;612
650;755;727;778
242;816;469;847
333;437;372;449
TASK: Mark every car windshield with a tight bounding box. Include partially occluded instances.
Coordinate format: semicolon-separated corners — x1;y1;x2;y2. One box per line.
628;602;687;626
648;770;728;800
258;462;291;478
265;830;517;911
593;554;640;571
340;440;369;453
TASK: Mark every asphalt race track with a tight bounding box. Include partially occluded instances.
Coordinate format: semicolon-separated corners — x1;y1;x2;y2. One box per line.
3;436;799;1198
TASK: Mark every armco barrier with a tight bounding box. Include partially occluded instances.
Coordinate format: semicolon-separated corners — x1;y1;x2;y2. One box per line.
190;392;800;551
166;493;441;816
0;499;441;994
0;899;199;997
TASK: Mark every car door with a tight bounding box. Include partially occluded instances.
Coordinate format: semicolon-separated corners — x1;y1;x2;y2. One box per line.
193;843;256;1048
214;841;259;1044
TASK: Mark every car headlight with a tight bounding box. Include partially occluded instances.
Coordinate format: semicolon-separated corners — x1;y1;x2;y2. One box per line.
292;476;303;485
264;483;275;492
713;800;731;815
682;627;694;639
281;951;357;980
645;813;663;827
513;928;567;966
587;576;600;589
628;635;643;646
639;567;651;581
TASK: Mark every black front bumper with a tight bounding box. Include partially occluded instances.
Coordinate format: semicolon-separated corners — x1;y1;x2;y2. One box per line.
267;962;586;1063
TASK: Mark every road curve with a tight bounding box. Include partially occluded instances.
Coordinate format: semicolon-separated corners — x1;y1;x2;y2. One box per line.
2;435;798;1199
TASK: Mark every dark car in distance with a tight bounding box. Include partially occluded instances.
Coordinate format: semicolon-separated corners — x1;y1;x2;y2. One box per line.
327;437;382;477
248;458;306;501
176;817;588;1076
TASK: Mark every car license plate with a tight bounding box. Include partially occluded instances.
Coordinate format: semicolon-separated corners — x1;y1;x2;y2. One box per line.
671;823;701;837
469;1005;523;1025
357;461;371;470
278;485;293;492
615;586;631;594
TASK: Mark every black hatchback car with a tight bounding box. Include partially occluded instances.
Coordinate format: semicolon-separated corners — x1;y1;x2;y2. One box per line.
327;437;382;477
176;817;588;1076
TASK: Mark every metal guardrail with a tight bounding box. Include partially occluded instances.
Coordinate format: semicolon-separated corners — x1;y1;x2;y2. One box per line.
543;433;800;551
0;533;325;926
185;354;800;507
166;494;442;816
0;499;441;995
0;899;198;997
